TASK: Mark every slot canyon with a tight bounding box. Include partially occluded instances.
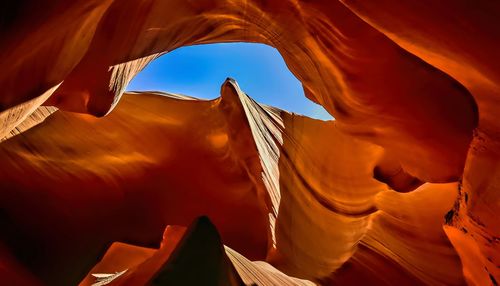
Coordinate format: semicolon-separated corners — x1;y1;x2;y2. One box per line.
0;1;499;285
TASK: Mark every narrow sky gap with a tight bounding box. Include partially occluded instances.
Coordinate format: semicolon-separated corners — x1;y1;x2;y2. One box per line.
127;43;333;120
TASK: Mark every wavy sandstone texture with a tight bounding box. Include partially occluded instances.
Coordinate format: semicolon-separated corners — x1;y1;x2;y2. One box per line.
0;1;499;285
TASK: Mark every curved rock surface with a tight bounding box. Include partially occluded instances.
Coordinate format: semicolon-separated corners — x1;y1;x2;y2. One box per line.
0;81;466;285
0;1;499;285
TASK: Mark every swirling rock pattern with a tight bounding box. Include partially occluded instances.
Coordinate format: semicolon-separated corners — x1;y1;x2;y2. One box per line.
0;1;498;285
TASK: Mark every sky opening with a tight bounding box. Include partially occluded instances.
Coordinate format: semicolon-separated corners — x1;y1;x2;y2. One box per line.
127;43;333;120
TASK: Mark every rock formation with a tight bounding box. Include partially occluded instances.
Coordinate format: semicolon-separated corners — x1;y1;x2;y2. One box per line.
0;1;498;285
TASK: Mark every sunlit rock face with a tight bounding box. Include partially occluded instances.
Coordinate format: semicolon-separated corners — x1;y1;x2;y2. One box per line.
0;1;498;285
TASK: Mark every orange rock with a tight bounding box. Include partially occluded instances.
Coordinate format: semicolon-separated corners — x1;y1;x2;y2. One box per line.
1;1;499;285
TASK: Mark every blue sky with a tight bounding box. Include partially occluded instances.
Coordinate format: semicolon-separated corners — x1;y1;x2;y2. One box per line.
127;43;332;120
